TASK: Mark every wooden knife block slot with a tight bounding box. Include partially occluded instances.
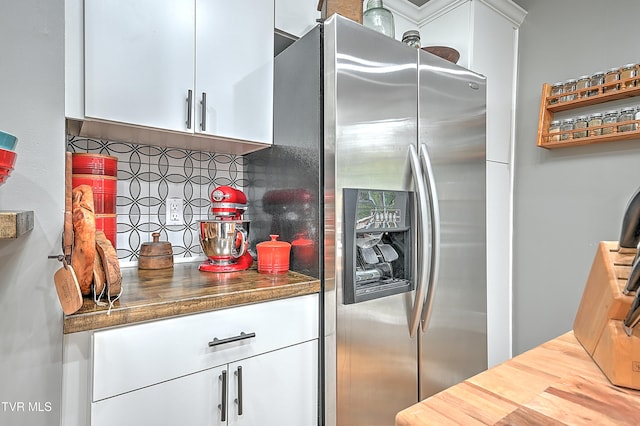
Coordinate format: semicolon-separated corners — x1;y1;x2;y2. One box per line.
573;240;640;389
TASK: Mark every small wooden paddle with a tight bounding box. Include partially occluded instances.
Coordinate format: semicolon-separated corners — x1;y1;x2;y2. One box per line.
53;263;83;315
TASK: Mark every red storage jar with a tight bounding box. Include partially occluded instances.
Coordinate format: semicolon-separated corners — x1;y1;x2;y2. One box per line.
256;235;291;274
95;213;117;248
71;174;117;214
72;153;118;177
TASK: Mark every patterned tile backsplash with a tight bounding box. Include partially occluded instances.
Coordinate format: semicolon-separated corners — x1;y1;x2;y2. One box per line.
67;135;247;267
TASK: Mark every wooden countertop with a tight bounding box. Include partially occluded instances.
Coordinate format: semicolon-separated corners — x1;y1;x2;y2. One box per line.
63;262;320;334
396;331;640;425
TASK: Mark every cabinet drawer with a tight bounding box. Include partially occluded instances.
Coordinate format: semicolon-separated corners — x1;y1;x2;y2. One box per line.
92;294;318;401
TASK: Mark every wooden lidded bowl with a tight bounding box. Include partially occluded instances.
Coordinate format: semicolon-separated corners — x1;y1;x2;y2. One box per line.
138;232;174;270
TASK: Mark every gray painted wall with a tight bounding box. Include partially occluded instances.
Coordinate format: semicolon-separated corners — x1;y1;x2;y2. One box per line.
513;0;640;354
0;1;65;425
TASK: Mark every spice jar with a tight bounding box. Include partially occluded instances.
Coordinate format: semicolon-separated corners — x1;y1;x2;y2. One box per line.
604;67;620;93
603;110;619;134
562;79;577;102
401;30;421;48
560;118;574;140
588;112;603;136
549;120;561;142
588;72;605;96
635;106;640;127
576;75;590;98
549;82;563;104
573;115;588;138
620;63;637;89
618;107;636;132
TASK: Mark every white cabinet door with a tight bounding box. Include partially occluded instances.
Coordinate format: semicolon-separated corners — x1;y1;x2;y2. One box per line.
91;366;226;426
195;0;273;144
228;340;318;426
84;0;195;132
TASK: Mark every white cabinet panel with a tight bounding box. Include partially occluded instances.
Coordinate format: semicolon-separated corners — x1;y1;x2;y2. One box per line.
486;160;512;367
84;0;195;132
92;366;225;426
472;1;518;163
229;340;318;426
196;0;273;143
419;1;472;69
83;0;273;145
92;294;319;402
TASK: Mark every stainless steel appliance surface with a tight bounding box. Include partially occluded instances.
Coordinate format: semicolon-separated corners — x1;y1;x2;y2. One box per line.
246;15;487;426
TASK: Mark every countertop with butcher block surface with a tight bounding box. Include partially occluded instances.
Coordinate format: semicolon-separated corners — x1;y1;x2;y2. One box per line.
396;331;640;425
63;262;320;334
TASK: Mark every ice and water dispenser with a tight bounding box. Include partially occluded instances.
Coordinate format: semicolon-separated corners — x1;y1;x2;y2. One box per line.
343;189;414;304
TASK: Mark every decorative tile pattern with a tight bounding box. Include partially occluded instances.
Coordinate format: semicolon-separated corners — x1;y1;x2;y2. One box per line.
67;135;247;266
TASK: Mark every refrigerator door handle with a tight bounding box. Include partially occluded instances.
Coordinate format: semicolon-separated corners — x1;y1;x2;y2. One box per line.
408;144;430;337
418;143;441;332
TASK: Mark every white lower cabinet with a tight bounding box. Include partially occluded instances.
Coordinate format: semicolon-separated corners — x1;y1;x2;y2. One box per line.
91;340;318;426
61;294;319;426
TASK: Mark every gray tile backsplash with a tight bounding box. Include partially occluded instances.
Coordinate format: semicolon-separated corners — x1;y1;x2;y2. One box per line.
67;135;247;267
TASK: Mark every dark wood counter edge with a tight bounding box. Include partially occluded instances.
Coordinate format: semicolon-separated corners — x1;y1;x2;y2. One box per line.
63;280;320;334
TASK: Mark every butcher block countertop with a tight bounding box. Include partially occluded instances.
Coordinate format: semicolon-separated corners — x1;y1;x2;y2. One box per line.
63;262;320;334
396;331;640;425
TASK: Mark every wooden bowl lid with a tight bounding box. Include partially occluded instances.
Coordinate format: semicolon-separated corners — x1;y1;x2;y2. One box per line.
421;46;460;64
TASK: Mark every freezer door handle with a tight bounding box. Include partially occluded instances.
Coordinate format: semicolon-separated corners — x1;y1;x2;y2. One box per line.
408;145;430;337
419;143;441;332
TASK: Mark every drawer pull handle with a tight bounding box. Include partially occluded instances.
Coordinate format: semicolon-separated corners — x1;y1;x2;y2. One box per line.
219;370;227;421
186;89;193;129
200;92;207;131
208;331;256;347
235;366;243;415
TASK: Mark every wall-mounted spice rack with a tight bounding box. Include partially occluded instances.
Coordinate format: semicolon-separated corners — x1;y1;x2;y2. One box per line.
537;69;640;149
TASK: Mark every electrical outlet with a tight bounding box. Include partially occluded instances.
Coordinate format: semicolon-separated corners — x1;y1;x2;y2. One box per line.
166;198;183;225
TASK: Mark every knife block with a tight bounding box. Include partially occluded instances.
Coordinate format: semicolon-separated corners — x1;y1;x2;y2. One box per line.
573;240;640;389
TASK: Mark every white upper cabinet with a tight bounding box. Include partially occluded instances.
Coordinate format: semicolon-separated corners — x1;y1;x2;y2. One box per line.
275;0;320;38
83;0;273;146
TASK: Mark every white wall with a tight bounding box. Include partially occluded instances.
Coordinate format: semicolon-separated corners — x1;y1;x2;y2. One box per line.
512;0;640;353
0;1;65;425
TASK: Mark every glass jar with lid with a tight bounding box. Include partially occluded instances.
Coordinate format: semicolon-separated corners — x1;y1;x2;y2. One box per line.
604;67;620;93
549;82;563;104
363;0;395;38
562;79;577;102
576;75;590;98
588;72;605;96
573;115;588;138
620;63;638;89
588;112;603;136
401;30;421;48
603;110;619;134
618;107;636;132
560;118;574;140
548;120;561;142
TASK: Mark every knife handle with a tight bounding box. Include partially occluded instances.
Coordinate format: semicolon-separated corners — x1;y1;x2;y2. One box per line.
619;186;640;251
624;255;640;295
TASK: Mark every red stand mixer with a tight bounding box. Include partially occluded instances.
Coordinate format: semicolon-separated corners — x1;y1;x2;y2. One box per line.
198;186;253;272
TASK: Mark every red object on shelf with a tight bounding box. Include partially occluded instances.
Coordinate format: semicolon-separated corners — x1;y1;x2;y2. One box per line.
256;235;291;274
0;148;17;169
72;153;118;177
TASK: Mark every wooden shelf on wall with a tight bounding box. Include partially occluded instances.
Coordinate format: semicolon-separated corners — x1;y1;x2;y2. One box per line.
0;210;34;239
537;70;640;149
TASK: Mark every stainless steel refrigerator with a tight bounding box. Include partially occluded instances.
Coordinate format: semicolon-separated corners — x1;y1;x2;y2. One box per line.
246;14;487;426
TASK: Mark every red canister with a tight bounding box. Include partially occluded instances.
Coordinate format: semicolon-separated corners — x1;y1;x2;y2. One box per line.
72;153;118;177
71;174;117;214
256;235;291;274
95;213;117;248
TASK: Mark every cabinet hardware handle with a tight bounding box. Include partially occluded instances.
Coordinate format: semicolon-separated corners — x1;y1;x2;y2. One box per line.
235;366;243;415
208;331;256;347
219;370;227;421
186;89;193;129
200;92;207;131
